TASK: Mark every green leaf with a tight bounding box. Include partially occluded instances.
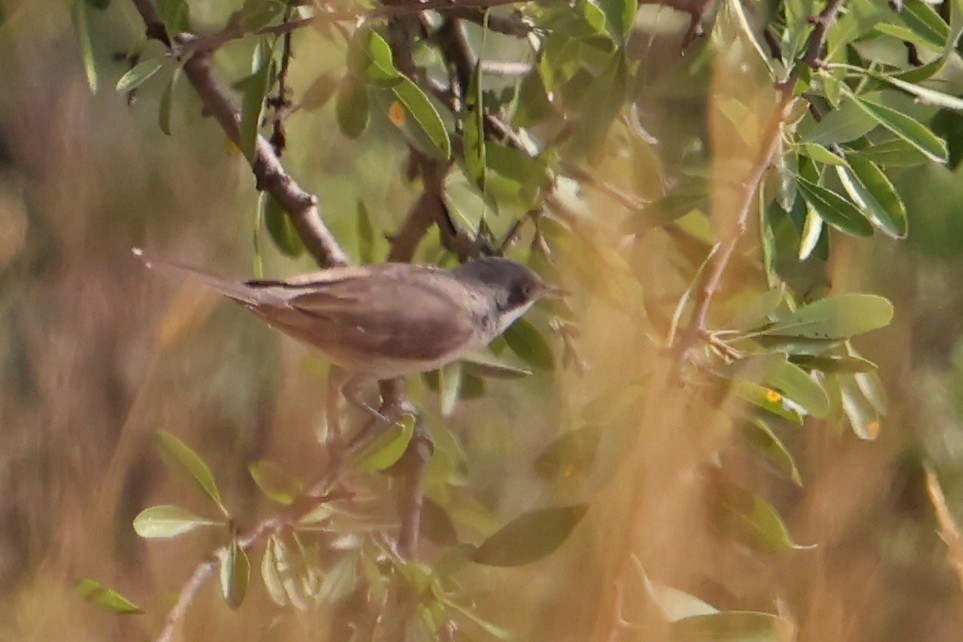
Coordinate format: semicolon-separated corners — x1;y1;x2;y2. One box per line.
837;154;907;239
597;0;638;42
220;536;250;609
459;351;533;379
239;40;274;160
133;504;219;539
348;415;415;472
761;294;894;340
238;0;285;32
438;363;462;417
791;353;877;373
317;555;360;604
798;142;845;166
850;95;948;163
335;75;369;139
261;536;286;606
351;28;404;87
300;71;339;111
76;579;143;614
534;426;601;484
356;200;374;264
72;0;97;94
389;77;452;160
742;420;802;485
795;176;874;237
571;51;628;159
642;572;717;622
472;504;588;566
802;101;877;145
116;58;164;93
157;0;189;33
851;137;930;167
734;380;803;424
838;373;881;440
711;483;813;553
503;317;554;371
798;206;823;261
897;0;948;49
766;360;830;418
263;194;305;258
270;534;319;610
158;68;179;136
249;460;302;505
670;611;788;641
157;431;228;515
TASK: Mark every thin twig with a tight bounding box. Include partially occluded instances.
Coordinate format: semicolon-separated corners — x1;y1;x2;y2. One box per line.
153;488;349;642
674;0;847;358
130;1;349;268
180;0;559;57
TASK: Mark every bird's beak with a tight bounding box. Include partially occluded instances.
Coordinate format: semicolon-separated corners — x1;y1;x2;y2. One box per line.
541;281;570;299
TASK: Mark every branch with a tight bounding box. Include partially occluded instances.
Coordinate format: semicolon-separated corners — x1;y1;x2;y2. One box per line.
129;1;349;268
674;0;847;357
153;488;349;642
180;0;554;57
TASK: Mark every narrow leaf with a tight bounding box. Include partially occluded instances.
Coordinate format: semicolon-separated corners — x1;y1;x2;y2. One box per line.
263;194;305;258
503;318;554;371
76;579;143;615
133;504;218;539
72;0;98;93
356;200;374;264
249;460;302;505
712;484;813;553
158;69;179;136
472;505;588;566
239;41;274;160
116;58;164;93
850;95;948;163
220;537;250;609
439;363;462;417
348;415;415;473
157;431;227;515
795;176;874;237
742;420;802;485
390;77;451;159
534;426;601;484
762;294;894;340
766;360;830;418
839;154;907;239
670;611;789;641
798;206;823;261
336;75;369;139
261;536;287;606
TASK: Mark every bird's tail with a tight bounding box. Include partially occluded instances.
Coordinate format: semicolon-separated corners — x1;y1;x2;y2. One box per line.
131;247;263;306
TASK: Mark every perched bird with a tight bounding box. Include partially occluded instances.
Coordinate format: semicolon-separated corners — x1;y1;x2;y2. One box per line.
133;248;562;435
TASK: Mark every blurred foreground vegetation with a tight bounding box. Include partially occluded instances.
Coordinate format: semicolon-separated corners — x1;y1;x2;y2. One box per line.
4;0;963;641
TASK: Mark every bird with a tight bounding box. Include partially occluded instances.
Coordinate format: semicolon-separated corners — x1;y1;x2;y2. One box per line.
132;248;563;437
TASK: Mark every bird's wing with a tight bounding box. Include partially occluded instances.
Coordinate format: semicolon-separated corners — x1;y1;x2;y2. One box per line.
253;265;478;362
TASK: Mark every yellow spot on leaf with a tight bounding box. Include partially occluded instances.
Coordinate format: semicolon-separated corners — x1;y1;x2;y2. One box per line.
388;101;405;126
866;421;881;439
766;389;782;403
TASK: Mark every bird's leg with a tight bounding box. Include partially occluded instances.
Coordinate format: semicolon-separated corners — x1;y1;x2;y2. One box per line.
341;375;390;425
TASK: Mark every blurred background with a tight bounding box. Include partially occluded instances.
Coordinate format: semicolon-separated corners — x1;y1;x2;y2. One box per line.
4;1;963;641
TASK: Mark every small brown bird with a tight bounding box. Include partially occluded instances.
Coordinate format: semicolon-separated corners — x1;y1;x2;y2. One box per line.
133;249;562;435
